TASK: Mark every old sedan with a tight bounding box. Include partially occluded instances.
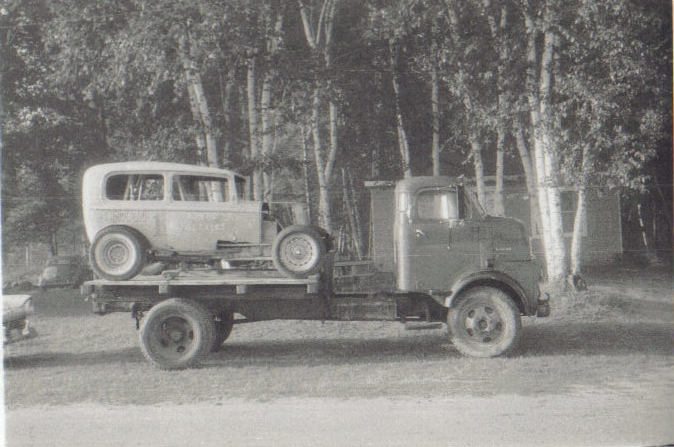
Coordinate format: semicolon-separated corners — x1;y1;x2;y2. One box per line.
82;162;330;281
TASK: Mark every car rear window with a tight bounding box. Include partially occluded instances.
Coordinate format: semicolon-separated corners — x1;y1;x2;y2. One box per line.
106;174;164;201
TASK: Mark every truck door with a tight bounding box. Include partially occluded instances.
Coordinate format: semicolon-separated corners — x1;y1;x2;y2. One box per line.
403;187;481;291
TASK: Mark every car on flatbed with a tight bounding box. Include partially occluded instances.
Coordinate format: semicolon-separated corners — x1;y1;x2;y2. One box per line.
82;162;331;281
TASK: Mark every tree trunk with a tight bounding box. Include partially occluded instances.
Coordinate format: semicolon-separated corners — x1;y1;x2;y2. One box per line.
493;128;505;216
470;133;486;209
261;72;274;201
431;61;441;176
570;143;591;278
522;9;569;283
247;58;263;200
389;40;412;178
342;168;363;259
219;67;236;167
539;30;568;283
179;33;217;167
299;0;337;232
514;119;540;236
482;1;507;216
302;131;312;223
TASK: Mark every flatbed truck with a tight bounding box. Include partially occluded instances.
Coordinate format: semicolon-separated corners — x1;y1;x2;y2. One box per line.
82;176;550;369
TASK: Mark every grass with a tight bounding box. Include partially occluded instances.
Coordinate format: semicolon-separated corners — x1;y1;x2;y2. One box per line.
3;265;673;407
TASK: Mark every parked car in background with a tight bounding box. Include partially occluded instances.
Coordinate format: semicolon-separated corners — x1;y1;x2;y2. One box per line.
82;162;331;281
38;256;92;290
3;294;37;344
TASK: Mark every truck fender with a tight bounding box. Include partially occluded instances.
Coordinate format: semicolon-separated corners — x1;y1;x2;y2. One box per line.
443;270;529;314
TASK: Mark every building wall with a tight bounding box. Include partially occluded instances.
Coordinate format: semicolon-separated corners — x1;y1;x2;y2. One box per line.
488;186;623;265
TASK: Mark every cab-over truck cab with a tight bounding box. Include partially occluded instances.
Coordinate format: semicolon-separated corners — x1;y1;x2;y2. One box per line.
394;176;549;357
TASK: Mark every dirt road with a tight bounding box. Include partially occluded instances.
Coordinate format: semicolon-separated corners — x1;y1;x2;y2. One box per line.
6;388;674;447
3;266;673;446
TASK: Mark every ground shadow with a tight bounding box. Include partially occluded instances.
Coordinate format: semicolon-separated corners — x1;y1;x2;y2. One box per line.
520;321;673;357
3;347;144;370
4;321;671;370
203;320;673;368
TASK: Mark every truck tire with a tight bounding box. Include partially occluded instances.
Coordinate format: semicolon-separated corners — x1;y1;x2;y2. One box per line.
447;286;521;357
139;298;216;370
211;311;234;352
90;226;146;281
272;225;326;279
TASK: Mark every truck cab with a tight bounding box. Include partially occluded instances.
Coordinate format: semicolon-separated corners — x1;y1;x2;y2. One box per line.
393;176;545;318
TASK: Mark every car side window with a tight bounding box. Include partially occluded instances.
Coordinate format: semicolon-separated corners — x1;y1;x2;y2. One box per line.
172;175;230;202
105;174;164;201
416;190;459;221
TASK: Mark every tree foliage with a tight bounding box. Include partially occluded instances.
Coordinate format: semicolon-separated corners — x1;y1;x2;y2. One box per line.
1;0;670;269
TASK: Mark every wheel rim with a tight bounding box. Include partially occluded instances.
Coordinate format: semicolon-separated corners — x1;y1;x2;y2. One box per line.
147;316;196;360
460;302;504;345
279;234;319;272
95;234;136;276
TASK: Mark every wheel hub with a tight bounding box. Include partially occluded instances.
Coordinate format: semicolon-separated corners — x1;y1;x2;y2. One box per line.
107;244;129;265
464;306;503;343
283;236;313;266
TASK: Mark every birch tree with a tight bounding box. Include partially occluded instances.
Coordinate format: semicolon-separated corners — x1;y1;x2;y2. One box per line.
298;0;339;232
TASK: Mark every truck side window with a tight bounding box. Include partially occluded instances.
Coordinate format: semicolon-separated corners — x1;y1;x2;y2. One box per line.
105;174;164;201
172;175;229;202
416;190;458;221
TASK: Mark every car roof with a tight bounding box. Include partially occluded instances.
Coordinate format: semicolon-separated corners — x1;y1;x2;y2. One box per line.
84;162;245;179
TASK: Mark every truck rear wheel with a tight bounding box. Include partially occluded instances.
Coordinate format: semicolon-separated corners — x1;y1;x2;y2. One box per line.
448;287;521;357
90;226;146;281
272;225;326;279
139;298;216;369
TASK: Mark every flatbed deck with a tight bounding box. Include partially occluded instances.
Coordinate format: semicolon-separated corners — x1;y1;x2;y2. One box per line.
82;268;321;292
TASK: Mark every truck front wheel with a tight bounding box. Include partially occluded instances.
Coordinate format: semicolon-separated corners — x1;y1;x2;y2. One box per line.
447;287;521;357
139;298;216;369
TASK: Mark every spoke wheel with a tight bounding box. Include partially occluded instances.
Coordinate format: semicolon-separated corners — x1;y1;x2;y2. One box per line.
140;298;215;369
448;287;521;357
272;225;326;278
90;226;146;280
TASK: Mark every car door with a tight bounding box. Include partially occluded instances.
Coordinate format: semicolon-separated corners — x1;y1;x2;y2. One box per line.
165;173;263;253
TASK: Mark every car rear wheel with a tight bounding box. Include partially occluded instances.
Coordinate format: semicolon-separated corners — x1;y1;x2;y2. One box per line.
90;226;147;281
272;225;326;279
447;286;521;357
